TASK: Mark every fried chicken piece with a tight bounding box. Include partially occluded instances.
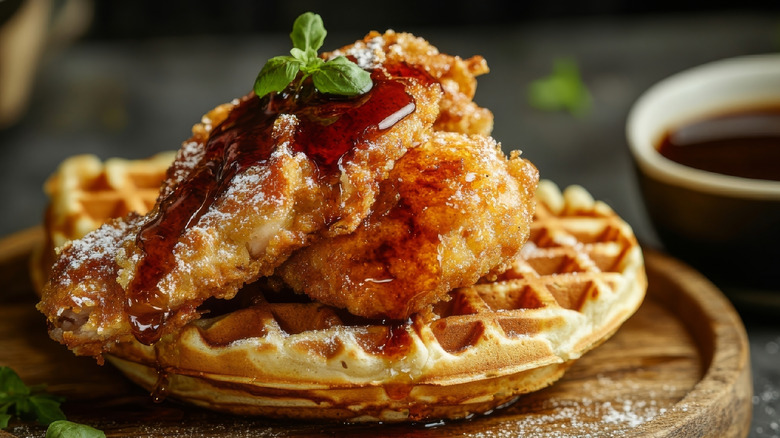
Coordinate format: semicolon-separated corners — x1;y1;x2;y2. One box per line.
332;30;494;136
276;132;539;319
38;53;445;358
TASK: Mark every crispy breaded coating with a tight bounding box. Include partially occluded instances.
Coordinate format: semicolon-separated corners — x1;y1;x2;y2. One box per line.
37;31;503;358
277;132;539;319
38;45;445;358
332;30;494;136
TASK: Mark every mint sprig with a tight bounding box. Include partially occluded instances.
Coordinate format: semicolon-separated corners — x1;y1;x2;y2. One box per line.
0;366;66;428
254;12;372;98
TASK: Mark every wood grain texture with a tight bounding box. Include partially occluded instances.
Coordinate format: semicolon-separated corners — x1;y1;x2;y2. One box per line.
0;228;751;437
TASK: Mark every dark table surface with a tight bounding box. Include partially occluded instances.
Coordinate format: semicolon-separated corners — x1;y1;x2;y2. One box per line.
0;12;778;437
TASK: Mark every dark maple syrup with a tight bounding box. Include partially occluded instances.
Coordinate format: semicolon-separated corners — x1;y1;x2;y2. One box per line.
384;382;413;400
657;106;780;181
126;67;424;345
376;324;414;358
151;369;170;403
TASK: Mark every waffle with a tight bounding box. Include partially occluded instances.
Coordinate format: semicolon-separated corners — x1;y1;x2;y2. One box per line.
100;179;647;422
30;152;175;293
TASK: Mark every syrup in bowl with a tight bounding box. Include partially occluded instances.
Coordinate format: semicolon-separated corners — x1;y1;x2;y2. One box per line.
657;105;780;182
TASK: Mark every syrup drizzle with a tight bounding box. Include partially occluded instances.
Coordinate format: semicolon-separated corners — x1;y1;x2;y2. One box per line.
126;67;422;345
373;323;414;358
151;368;169;403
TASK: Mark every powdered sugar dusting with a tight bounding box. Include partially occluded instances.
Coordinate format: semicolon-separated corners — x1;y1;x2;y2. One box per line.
179;141;204;171
56;218;135;288
445;374;686;438
488;403;661;437
170;141;204;185
330;35;385;70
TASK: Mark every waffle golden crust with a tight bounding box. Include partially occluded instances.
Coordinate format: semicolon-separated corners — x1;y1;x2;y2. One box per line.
103;181;646;422
31;152;176;293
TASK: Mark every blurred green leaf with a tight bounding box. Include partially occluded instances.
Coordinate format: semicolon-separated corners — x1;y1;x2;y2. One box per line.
0;366;65;428
528;57;592;116
46;420;106;438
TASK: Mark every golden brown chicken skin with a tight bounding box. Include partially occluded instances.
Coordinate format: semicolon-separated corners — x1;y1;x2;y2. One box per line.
38;56;443;359
332;30;494;136
277;131;539;319
37;31;501;359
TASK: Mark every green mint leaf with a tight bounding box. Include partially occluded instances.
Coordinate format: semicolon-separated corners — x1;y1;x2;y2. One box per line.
0;366;30;397
30;395;66;425
312;56;373;96
46;420;106;438
290;12;326;52
254;56;301;98
528;57;592;116
0;413;10;429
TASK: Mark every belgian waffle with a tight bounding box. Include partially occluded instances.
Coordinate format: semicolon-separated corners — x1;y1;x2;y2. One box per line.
100;179;646;422
31;152;175;293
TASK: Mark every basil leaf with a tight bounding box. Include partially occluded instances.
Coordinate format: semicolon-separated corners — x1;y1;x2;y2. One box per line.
14;397;31;418
254;56;300;98
30;395;66;425
312;57;372;96
1;366;67;429
290;12;326;52
45;420;106;438
299;56;325;75
0;367;29;397
253;13;373;100
289;47;308;63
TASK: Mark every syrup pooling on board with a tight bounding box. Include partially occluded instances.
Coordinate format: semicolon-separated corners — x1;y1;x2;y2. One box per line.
126;68;423;345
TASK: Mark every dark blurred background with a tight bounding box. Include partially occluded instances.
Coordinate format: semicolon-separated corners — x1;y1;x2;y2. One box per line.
86;1;780;38
0;0;764;40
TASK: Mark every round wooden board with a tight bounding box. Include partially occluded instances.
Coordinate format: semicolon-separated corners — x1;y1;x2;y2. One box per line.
0;228;752;437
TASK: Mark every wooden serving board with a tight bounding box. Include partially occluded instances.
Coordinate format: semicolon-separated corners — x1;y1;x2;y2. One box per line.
0;228;752;437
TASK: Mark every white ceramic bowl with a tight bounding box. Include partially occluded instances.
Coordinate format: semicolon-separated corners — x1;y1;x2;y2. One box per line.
626;54;780;289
